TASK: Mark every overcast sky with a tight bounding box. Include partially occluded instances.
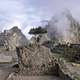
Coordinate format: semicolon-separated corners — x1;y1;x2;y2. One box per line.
0;0;80;38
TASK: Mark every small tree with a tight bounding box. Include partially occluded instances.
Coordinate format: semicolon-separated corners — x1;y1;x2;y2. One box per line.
29;26;47;43
29;26;47;35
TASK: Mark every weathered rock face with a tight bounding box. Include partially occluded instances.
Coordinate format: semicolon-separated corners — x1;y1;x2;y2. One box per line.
58;58;80;80
16;45;58;75
0;27;29;51
30;33;50;45
38;34;50;44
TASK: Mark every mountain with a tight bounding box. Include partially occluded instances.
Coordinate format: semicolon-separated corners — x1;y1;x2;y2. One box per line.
46;11;80;44
0;26;29;51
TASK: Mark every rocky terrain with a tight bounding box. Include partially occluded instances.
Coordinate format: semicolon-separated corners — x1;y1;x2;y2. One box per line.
0;26;29;51
0;27;61;80
0;26;79;80
16;44;58;75
31;33;50;45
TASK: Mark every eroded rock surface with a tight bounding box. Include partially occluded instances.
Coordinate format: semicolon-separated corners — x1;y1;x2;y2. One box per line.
16;45;58;75
0;26;29;51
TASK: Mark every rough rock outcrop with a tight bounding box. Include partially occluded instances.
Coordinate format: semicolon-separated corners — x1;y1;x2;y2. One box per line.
16;45;58;75
58;58;80;80
30;33;50;45
0;26;29;51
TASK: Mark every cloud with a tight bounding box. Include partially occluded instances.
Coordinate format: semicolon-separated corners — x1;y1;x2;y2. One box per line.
0;0;43;39
0;0;80;39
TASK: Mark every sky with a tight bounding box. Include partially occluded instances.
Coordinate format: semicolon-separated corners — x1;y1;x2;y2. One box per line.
0;0;80;38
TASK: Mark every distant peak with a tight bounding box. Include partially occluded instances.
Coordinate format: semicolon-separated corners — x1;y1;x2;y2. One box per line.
10;26;21;32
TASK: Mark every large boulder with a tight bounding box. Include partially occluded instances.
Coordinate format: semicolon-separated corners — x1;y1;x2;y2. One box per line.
16;45;58;75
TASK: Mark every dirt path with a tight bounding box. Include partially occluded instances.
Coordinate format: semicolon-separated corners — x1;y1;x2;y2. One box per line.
0;63;15;80
12;75;61;80
0;69;11;80
0;63;61;80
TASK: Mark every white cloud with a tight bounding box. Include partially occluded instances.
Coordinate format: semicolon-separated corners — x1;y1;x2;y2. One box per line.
0;0;80;39
0;0;43;39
